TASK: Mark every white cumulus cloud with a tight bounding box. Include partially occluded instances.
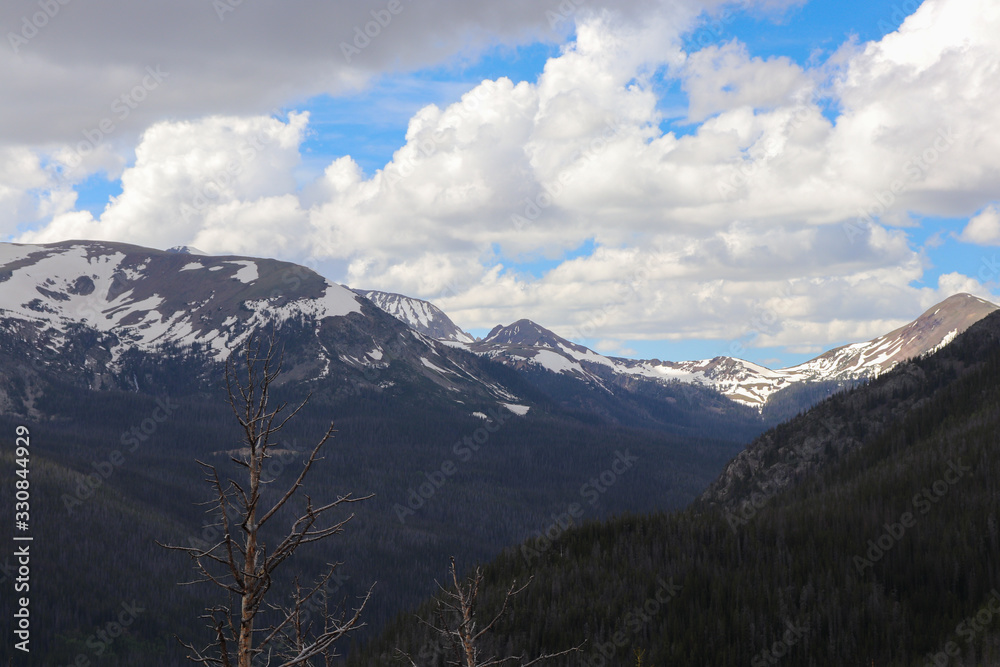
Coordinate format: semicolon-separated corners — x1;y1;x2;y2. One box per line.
959;205;1000;246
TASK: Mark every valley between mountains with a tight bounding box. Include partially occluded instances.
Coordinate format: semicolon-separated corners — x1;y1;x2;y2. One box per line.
0;239;998;665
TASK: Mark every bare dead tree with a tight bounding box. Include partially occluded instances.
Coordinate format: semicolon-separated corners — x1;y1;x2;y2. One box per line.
398;557;582;667
160;331;372;667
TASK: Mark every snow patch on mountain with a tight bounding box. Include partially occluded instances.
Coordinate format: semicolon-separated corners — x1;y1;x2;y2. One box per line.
0;241;363;365
420;357;453;375
6;242;992;414
243;283;361;324
533;349;584;374
355;289;474;344
930;329;959;354
227;260;259;283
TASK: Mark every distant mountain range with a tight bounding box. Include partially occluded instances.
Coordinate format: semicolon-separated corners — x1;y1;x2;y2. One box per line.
1;240;995;416
356;290;997;408
0;240;532;418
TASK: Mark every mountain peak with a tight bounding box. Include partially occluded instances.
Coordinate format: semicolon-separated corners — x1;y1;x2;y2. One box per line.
909;292;998;334
482;319;579;350
921;292;1000;317
464;293;1000;410
785;292;998;382
0;240;359;363
353;289;474;343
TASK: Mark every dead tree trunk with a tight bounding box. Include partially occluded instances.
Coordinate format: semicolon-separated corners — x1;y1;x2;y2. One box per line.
400;557;581;667
160;330;372;666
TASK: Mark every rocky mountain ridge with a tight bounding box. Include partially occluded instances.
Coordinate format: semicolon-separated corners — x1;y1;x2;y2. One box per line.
383;294;997;408
3;240;995;414
0;240;528;417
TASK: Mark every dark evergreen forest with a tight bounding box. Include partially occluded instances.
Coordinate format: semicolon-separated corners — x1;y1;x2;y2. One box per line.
0;346;758;665
352;312;1000;666
3;313;998;665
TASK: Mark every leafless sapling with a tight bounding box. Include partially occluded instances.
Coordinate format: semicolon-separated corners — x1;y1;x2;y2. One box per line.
398;557;582;667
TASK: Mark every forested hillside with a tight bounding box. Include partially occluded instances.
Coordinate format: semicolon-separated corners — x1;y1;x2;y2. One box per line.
354;312;1000;666
0;348;758;665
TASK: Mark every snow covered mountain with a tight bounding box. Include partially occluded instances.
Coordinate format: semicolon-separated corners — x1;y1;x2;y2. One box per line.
724;293;998;405
353;289;474;343
338;278;997;409
783;293;998;380
459;295;998;408
0;240;525;414
0;240;359;362
2;240;993;416
462;319;788;406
